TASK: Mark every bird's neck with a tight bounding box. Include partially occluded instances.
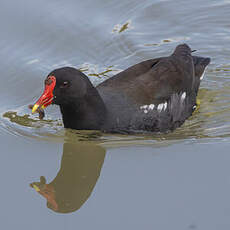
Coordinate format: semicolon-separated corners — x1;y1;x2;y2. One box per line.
60;89;106;130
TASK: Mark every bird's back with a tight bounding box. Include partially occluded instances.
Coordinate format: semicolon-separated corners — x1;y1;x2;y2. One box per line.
97;44;209;133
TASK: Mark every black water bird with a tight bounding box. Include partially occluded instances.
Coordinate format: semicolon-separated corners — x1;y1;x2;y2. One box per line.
31;44;210;133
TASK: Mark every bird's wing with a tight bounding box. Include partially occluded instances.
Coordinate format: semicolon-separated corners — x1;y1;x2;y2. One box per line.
98;56;194;106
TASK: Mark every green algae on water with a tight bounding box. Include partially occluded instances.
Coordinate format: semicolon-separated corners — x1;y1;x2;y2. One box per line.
2;111;55;127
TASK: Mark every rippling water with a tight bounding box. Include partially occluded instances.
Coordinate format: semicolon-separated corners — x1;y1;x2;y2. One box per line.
0;0;230;229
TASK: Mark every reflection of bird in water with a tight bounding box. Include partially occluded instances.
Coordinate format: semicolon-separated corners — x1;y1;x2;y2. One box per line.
30;143;105;213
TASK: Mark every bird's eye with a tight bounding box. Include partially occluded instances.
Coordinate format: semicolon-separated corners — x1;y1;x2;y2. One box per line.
60;81;69;88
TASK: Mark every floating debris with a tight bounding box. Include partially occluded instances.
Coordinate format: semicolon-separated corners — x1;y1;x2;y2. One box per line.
112;20;133;33
78;63;122;85
3;111;38;127
163;39;171;43
2;110;58;128
144;37;190;47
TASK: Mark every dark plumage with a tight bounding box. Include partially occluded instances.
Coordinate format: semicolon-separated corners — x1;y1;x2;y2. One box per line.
32;44;210;134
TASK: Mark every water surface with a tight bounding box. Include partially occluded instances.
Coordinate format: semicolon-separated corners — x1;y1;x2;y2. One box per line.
0;0;230;229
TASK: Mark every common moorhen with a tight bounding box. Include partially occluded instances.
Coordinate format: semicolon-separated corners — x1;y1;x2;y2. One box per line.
31;44;210;133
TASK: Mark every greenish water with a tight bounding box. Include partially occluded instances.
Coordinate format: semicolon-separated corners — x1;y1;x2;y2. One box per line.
0;0;230;229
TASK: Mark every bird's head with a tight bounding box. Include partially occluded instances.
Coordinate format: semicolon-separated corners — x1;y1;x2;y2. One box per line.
31;67;90;115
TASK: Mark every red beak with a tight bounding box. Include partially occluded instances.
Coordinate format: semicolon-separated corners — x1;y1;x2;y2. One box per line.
32;76;56;114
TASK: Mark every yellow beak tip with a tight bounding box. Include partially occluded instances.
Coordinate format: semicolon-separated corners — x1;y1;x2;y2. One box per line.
32;184;41;192
31;104;39;114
